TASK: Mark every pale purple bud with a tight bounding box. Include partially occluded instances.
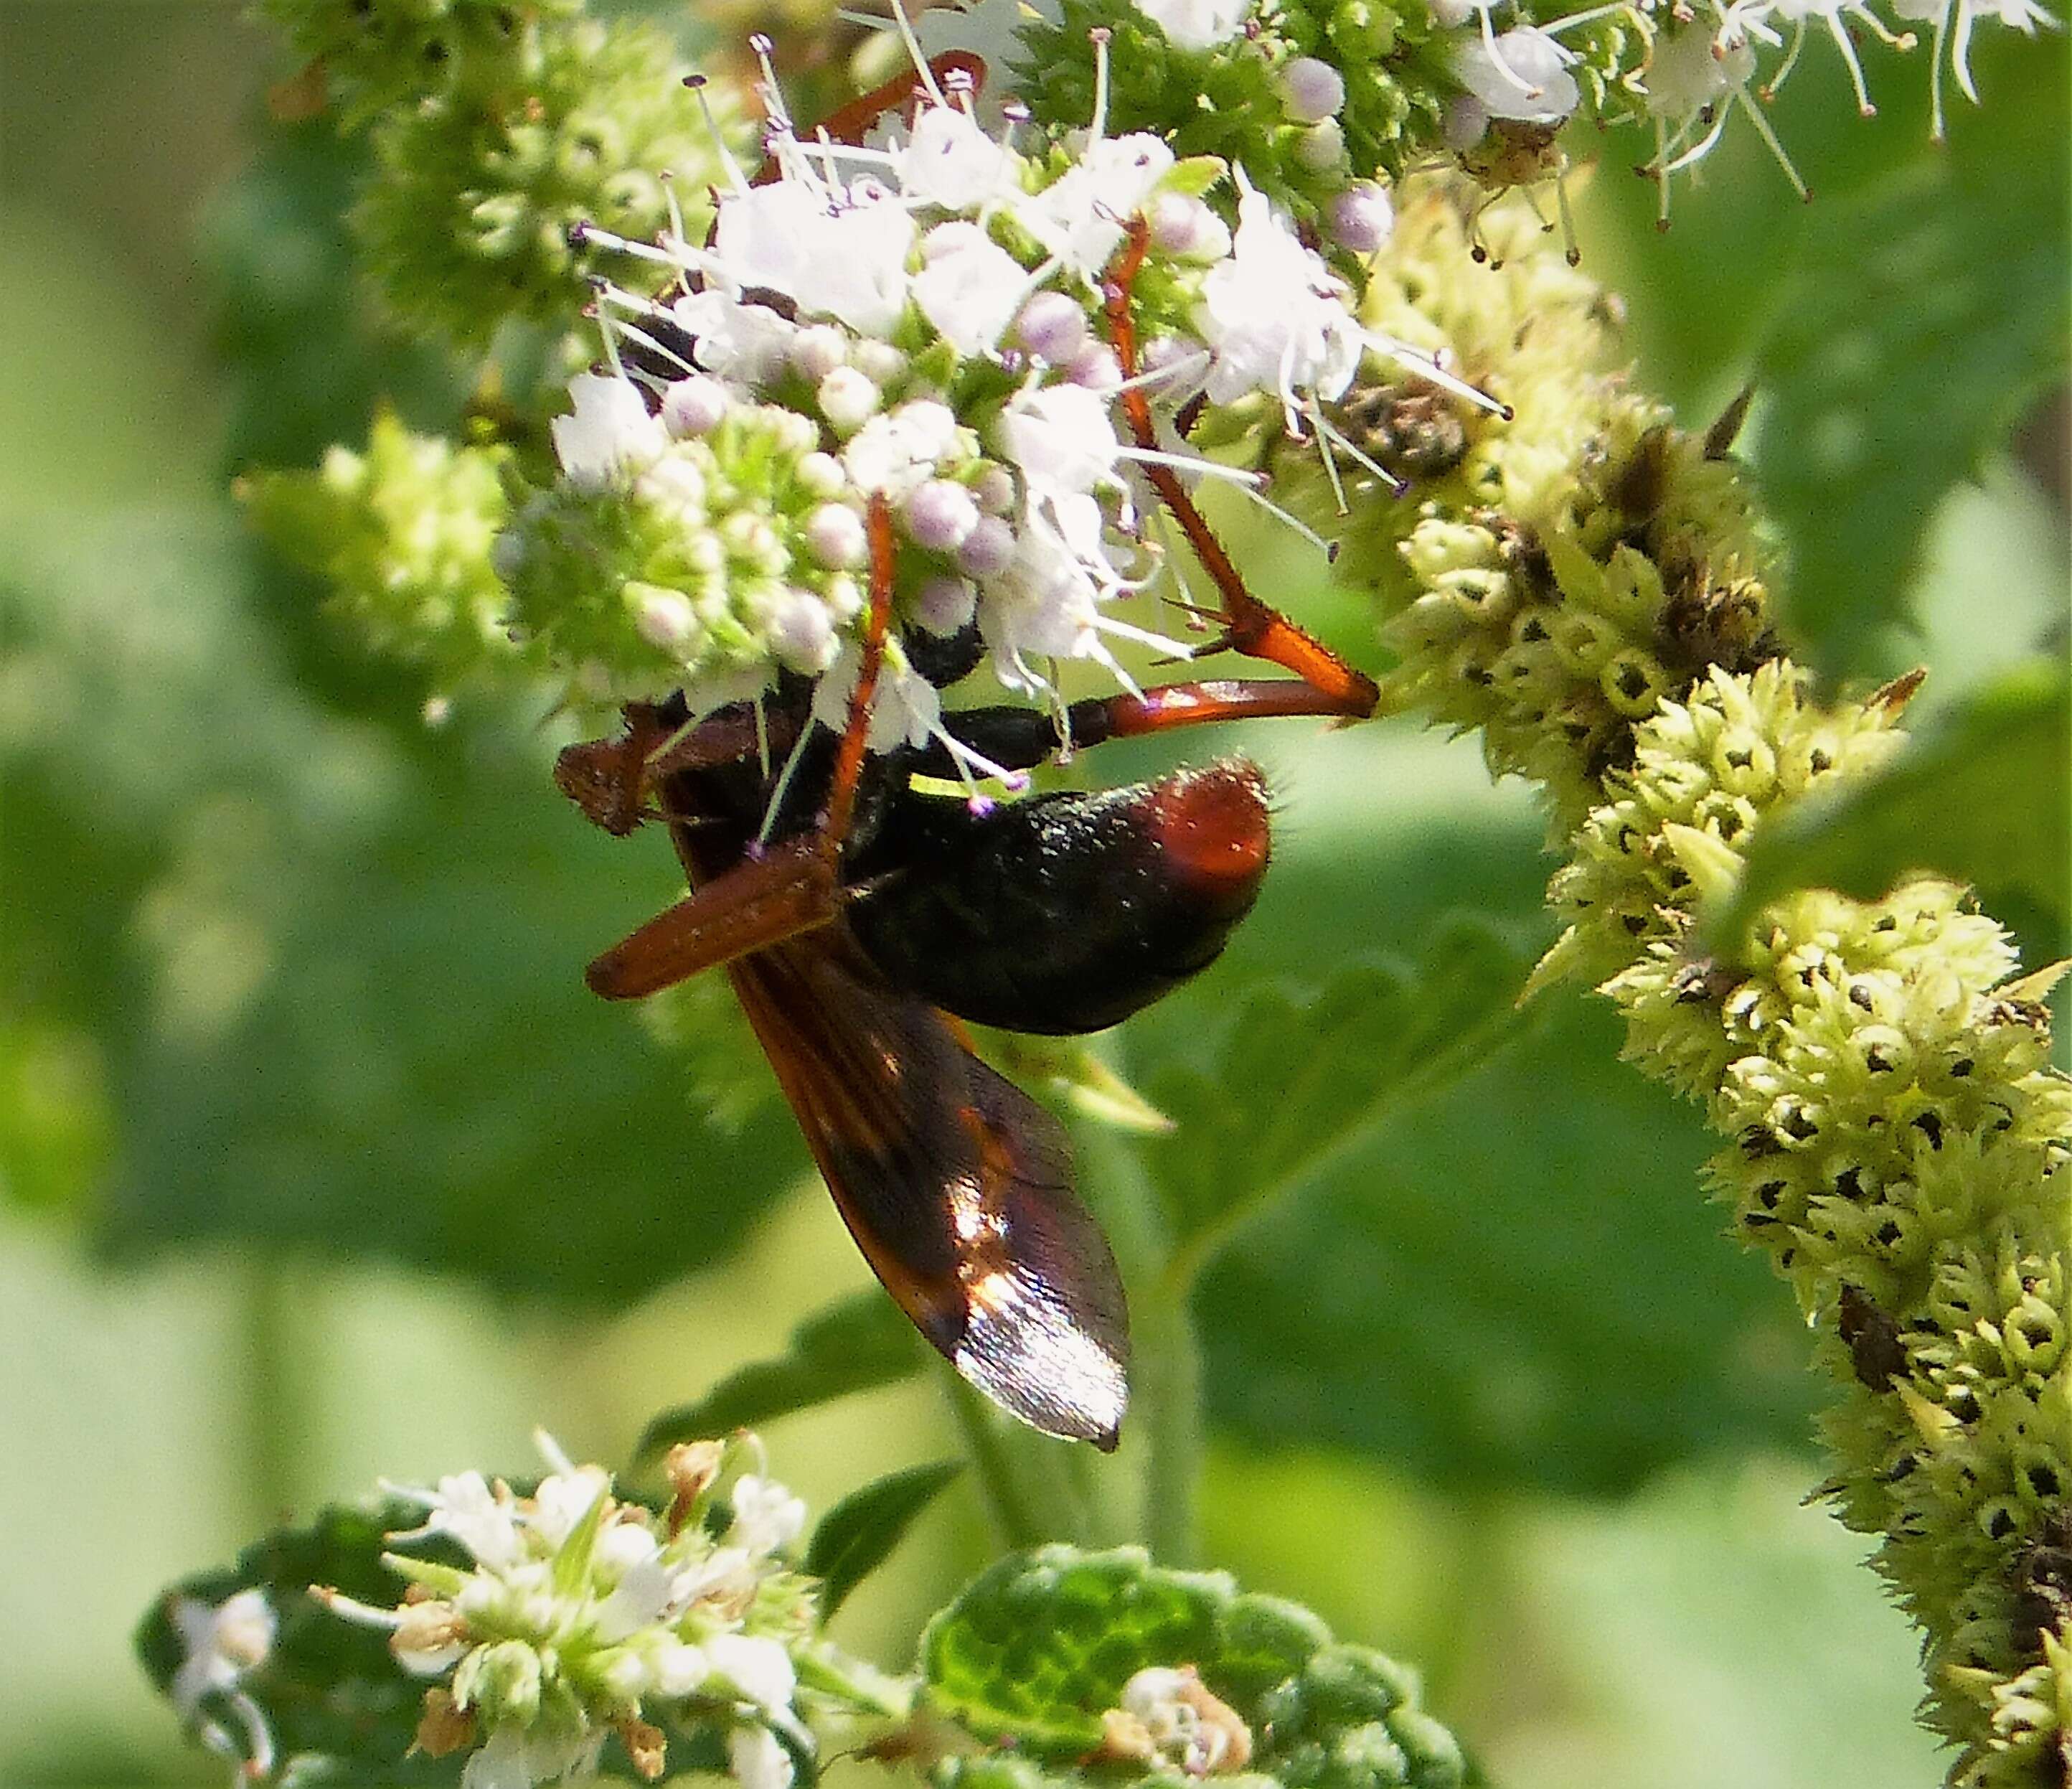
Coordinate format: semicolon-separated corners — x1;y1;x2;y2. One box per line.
768;589;838;673
817;366;880;432
972;464;1017;515
904;479;980;551
1066;342;1123;390
1016;290;1089;363
956;514;1016;577
660;375;729;438
1149;190;1210;255
1330;182;1395;254
1281;56;1346;123
634;586;697;649
1443;91;1490;150
804;502;869;569
911;574;977;635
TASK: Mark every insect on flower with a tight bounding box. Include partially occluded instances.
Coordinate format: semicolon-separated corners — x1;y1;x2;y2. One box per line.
555;63;1387;1448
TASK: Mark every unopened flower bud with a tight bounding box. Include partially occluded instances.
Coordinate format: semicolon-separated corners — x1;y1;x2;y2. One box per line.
817;366;880;433
790;325;849;382
1149;191;1228;261
1016;291;1088;362
1330;182;1394;253
1067;342;1123;390
631;585;697;649
805;502;869;569
796;451;846;499
1296;118;1345;171
474;1640;543;1723
913;574;978;634
661;376;729;438
1281;56;1346;123
852;339;908;385
768;588;838;673
956;514;1017;577
905;479;980;551
972;464;1016;515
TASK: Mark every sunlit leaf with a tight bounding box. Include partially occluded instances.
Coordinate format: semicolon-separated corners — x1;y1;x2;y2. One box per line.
921;1546;1465;1786
1198;992;1818;1494
639;1290;927;1459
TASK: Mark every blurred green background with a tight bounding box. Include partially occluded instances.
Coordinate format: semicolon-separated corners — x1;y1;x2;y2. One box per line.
1;5;2065;1788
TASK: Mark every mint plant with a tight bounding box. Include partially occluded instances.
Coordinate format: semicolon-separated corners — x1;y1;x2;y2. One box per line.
119;0;2068;1784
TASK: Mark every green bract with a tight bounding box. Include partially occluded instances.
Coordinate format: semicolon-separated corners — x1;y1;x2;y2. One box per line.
922;1546;1466;1788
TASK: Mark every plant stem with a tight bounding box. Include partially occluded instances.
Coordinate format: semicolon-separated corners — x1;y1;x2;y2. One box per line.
942;1369;1088;1548
240;1258;302;1531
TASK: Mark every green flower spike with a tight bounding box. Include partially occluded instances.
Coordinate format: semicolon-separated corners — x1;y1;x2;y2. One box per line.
242;408;524;693
354;18;742;347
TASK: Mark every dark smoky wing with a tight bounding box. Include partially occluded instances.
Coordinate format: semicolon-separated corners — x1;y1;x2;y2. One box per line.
727;938;1129;1447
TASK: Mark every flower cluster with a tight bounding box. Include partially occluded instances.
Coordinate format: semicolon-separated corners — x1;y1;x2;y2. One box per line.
311;1433;885;1789
494;37;1494;764
992;0;2055;237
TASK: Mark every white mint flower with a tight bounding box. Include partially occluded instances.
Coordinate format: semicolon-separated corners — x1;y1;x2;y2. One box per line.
1131;0;1252;48
705;1632;801;1714
896;102;1014;208
671;290;796;388
712;179;915;339
1196;178;1365;421
550;374;664;494
995;382;1122;497
729;1473;809;1554
730;1724;796;1789
914;221;1030;355
1014;133;1176;281
1888;0;2059;138
812;647;944;753
1453;26;1581;123
844;399;968;498
169;1590;278;1780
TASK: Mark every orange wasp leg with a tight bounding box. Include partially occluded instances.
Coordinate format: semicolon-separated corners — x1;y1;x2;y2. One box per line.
580;497;899;1001
1100;220;1379;721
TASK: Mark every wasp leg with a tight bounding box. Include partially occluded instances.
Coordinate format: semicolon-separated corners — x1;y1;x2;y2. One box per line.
916;677;1383;779
1100;221;1378;720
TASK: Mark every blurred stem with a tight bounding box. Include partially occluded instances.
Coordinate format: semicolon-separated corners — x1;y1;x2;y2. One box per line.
1075;1040;1200;1566
240;1258;303;1530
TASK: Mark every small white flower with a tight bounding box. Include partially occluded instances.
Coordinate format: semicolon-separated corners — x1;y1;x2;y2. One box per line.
550;374;664;494
995;382;1121;497
1640;22;1744;118
1888;0;2058;137
1131;0;1253;49
844;400;966;498
897;102;1014;208
914;221;1030;356
713;179;915;339
1196;178;1364;420
408;1471;524;1571
170;1590;276;1714
672;291;797;389
729;1474;809;1554
1452;26;1581;123
729;1724;796;1789
705;1632;800;1714
812;649;943;753
527;1464;609;1549
1016;133;1175;281
654;1640;712;1697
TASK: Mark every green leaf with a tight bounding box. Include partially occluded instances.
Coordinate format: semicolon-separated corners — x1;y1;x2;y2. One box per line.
1711;655;2071;944
806;1461;964;1620
1749;36;2071;680
135;1500;443;1784
638;1290;928;1459
1;508;801;1300
920;1546;1464;1788
1197;992;1819;1495
1142;923;1532;1288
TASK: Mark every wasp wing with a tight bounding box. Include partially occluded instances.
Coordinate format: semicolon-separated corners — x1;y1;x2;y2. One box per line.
726;935;1129;1449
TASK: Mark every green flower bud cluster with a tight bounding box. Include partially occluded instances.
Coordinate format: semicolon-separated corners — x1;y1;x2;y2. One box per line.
242;408;524;691
1530;663;2072;1785
1265;184;1778;827
1013;0;1453;240
259;0;580;125
353;18;738;347
499;398;883;708
1308;181;2071;1783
